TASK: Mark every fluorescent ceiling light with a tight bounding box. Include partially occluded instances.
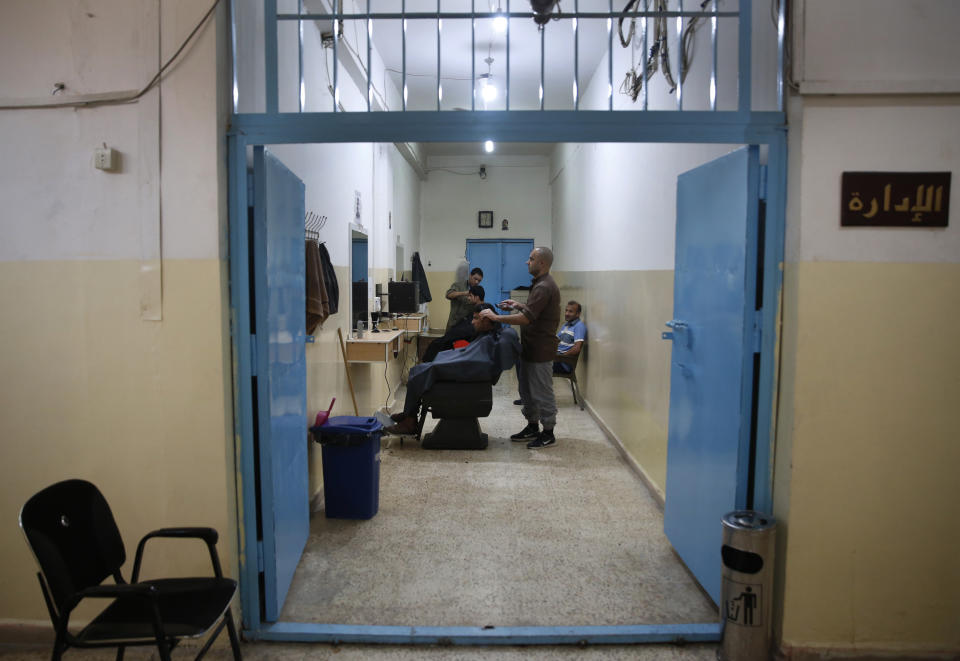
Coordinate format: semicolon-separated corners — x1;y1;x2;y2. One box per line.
484;140;495;153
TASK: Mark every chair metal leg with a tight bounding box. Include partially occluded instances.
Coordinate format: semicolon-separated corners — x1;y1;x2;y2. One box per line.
225;608;243;660
570;377;584;410
115;645;126;661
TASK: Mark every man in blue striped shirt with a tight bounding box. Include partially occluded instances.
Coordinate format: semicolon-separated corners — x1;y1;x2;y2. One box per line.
554;301;586;374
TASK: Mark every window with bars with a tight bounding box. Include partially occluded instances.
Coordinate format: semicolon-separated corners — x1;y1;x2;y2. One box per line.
232;0;784;115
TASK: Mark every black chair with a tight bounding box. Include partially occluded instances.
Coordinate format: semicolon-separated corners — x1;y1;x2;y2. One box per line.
417;381;494;449
554;351;585;410
19;479;242;661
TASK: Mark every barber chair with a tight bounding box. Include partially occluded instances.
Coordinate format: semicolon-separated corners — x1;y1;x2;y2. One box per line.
417;381;494;450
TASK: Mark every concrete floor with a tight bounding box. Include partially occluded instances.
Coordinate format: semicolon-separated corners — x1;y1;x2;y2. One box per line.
281;371;717;630
1;374;721;659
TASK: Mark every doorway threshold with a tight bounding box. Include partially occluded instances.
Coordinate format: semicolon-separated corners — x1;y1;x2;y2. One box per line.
248;621;722;645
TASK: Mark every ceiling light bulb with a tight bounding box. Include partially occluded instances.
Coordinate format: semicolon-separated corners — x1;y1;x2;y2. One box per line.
492;14;507;32
481;79;498;103
484;140;495;153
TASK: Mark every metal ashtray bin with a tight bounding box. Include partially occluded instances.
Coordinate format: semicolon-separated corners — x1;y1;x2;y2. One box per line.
720;510;776;661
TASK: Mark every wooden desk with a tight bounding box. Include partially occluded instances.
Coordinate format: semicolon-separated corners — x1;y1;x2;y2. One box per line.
345;329;404;363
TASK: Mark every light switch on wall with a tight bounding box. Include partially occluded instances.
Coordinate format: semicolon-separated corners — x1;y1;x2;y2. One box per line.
94;146;116;171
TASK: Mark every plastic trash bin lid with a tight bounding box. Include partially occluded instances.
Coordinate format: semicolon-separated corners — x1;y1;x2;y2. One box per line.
313;415;383;436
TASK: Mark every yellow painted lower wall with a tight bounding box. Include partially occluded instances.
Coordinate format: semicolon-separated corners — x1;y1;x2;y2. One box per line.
554;269;675;498
306;266;414;504
776;261;960;654
424;270;456;330
0;258;235;623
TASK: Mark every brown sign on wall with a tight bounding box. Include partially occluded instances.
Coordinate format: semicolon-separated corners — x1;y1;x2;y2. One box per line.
841;172;950;227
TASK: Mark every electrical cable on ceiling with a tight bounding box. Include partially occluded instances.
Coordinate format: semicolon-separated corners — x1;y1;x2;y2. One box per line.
0;0;220;111
617;0;713;101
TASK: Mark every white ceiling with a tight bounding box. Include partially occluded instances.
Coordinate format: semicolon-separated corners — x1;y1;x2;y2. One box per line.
339;0;615;112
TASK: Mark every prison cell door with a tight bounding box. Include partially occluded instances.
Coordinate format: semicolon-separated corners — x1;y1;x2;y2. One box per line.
663;146;762;604
252;146;309;621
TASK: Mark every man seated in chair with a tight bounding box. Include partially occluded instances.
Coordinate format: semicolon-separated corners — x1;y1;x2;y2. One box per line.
386;302;519;435
554;300;586;373
420;284;485;363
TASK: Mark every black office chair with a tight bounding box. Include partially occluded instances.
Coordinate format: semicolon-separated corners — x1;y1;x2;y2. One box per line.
19;479;242;661
554;351;585;410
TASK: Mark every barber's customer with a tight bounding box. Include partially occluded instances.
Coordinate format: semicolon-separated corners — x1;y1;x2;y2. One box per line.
422;285;485;363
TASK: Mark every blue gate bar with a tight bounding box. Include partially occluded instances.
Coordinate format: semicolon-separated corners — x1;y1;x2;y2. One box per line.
677;0;684;110
711;0;718;111
608;0;613;111
471;0;475;111
366;0;371;112
539;19;545;110
436;0;441;111
332;1;338;111
265;0;278;113
298;0;304;112
738;0;752;114
777;0;785;111
506;0;511;111
247;622;723;645
642;0;649;110
574;0;579;110
230;110;784;145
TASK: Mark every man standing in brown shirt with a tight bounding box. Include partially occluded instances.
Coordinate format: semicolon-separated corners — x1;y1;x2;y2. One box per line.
479;246;561;448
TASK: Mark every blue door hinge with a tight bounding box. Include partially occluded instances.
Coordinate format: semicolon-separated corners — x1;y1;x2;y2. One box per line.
752;309;763;353
759;165;768;201
256;540;264;572
250;334;257;376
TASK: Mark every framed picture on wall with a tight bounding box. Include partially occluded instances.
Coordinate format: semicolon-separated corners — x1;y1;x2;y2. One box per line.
478;210;494;228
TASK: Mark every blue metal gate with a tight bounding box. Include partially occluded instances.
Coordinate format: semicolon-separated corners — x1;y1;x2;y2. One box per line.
663;147;761;604
252;147;310;621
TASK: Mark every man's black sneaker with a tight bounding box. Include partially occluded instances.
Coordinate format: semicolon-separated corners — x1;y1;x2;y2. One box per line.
513;399;523;405
510;423;539;441
527;430;556;449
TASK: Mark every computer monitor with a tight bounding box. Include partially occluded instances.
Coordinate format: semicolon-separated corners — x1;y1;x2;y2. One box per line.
388;281;419;314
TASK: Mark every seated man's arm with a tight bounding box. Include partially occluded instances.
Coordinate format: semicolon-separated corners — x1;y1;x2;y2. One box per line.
559;341;583;357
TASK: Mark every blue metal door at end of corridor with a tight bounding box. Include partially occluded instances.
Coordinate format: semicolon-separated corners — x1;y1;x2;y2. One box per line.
663;146;761;605
253;147;309;621
466;239;534;304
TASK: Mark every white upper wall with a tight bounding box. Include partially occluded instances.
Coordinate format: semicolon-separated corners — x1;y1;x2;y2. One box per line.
795;0;960;95
790;98;960;264
0;0;222;262
420;155;551;271
785;0;960;264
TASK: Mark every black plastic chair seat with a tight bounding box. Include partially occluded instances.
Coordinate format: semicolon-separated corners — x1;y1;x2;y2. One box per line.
80;577;237;642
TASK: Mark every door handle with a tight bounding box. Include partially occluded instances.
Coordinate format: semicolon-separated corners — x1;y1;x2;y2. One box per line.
664;320;692;347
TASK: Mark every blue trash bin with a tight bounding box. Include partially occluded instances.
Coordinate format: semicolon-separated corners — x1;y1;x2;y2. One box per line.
312;416;383;519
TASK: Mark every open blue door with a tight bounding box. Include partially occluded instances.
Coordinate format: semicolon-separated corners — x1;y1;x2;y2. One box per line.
663;147;761;604
252;147;309;621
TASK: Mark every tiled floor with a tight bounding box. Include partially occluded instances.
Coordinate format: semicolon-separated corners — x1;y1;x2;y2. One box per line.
2;374;720;660
281;372;716;630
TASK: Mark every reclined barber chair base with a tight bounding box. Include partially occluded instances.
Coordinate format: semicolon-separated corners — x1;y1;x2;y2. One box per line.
419;382;492;450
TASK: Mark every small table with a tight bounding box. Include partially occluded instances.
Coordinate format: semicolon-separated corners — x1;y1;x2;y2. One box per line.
345;329;404;363
416;329;446;363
